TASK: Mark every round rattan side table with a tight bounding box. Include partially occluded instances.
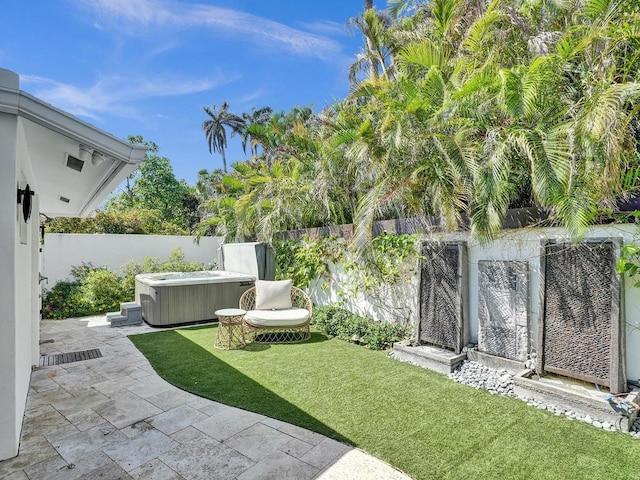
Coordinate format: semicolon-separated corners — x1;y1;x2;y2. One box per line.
214;308;247;350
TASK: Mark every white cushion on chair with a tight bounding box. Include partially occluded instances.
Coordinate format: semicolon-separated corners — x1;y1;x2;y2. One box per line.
245;308;310;327
255;279;293;310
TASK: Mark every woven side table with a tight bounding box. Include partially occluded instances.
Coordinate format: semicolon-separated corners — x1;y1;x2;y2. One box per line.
214;308;247;350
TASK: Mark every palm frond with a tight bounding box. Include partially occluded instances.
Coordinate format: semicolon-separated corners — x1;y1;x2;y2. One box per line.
397;40;449;71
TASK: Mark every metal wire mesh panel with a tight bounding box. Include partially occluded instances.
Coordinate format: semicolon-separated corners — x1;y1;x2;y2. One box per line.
418;242;464;352
478;261;529;361
543;242;614;386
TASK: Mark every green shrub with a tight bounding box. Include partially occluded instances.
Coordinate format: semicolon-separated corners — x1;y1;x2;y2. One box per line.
274;237;341;288
312;305;407;350
80;268;128;314
362;321;407;350
41;280;93;319
119;248;206;298
312;306;342;336
69;262;95;282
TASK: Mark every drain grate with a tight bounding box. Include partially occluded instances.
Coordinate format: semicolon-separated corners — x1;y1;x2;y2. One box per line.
39;348;102;367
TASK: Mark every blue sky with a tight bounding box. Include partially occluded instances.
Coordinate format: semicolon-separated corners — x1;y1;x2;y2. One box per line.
0;0;381;184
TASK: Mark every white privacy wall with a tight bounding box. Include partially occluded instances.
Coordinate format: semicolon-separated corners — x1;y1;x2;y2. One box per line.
308;224;640;381
42;234;225;286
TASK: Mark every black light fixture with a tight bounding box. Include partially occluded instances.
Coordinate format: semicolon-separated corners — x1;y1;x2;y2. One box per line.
17;184;35;223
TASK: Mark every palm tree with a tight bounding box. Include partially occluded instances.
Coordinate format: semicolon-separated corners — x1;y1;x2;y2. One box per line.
202;102;244;172
349;7;395;84
241;106;273;157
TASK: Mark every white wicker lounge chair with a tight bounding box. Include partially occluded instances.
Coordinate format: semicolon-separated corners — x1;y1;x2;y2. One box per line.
239;281;312;343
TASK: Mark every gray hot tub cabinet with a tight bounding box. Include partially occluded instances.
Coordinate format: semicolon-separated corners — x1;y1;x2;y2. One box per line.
135;273;254;327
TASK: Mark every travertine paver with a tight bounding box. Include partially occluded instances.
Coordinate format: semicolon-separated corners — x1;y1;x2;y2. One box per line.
0;316;411;480
144;386;199;411
279;422;326;445
160;428;255;480
130;458;183;480
50;388;111;416
21;410;72;438
24;451;114;480
236;450;319;480
148;404;208;435
192;406;265;441
103;428;178;471
280;436;316;458
54;423;130;463
63;408;107;432
301;438;354;469
224;422;295;461
93;390;163;429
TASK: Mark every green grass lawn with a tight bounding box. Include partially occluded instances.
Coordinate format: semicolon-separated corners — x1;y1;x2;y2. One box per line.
129;326;640;479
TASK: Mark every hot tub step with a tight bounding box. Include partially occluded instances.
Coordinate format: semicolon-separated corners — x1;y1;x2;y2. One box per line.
120;302;142;321
107;302;143;327
112;318;143;327
110;316;143;327
106;312;126;323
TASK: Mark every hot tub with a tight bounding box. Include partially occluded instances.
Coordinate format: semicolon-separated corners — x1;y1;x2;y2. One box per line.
135;271;255;327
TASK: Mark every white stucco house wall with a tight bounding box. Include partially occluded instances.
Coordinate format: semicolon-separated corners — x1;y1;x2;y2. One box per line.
0;68;146;461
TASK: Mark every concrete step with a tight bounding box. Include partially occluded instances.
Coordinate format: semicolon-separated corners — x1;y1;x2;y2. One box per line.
392;342;466;374
119;302;143;322
120;302;142;319
124;309;143;322
106;312;126;323
110;316;143;327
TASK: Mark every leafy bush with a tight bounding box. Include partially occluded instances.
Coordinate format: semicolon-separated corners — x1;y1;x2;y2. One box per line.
45;209;190;235
313;305;407;350
274;237;341;288
80;268;127;314
362;321;407;350
119;248;206;298
41;280;93;320
617;242;640;288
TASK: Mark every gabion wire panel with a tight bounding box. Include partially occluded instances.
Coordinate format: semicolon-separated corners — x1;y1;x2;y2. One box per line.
418;242;465;353
478;261;529;361
542;242;616;386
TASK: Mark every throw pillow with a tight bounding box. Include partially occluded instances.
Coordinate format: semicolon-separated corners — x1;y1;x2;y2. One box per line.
255;279;293;310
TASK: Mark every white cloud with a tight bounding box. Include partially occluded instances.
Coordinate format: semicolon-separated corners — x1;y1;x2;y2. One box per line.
298;20;348;37
238;88;269;106
20;72;233;120
70;0;346;62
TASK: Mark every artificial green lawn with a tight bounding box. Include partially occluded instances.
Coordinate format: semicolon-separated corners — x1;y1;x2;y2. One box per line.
129;326;640;479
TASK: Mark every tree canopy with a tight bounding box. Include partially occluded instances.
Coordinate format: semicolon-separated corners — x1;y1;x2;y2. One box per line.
47;136;200;235
197;0;640;243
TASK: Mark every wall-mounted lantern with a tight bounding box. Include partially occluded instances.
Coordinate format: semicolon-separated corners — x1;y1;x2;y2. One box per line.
17;184;35;223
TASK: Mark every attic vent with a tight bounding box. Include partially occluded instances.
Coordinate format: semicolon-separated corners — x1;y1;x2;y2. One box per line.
65;154;84;172
59;196;70;203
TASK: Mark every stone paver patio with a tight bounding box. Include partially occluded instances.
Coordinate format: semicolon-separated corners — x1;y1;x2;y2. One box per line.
0;316;410;480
